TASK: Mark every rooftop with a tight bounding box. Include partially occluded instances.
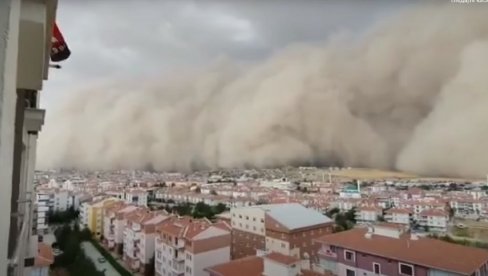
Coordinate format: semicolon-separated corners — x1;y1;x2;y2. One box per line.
255;203;332;230
264;252;301;265
315;228;488;275
205;256;263;276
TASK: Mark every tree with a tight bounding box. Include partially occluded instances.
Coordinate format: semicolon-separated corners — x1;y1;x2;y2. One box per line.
192;202;215;219
213;203;227;214
325;208;340;218
194;187;201;194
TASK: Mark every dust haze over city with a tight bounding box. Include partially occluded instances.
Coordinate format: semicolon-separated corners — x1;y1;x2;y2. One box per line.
38;1;488;178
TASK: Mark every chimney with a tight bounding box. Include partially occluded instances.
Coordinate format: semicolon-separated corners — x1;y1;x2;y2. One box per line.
365;225;373;239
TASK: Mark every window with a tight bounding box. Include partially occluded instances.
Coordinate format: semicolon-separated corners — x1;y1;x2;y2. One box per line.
330;246;336;253
344;250;355;262
399;263;414;276
261;218;264;223
281;243;286;248
246;216;249;220
239;215;242;218
346;269;355;276
373;263;381;274
253;217;256;221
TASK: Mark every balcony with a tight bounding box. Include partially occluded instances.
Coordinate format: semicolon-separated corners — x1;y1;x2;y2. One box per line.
173;251;185;262
174;238;185;249
170;262;185;275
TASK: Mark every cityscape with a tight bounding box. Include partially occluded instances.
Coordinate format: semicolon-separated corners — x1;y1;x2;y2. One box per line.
32;167;488;276
1;0;488;276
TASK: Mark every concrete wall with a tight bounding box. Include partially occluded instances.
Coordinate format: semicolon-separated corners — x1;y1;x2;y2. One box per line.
230;206;265;236
191;246;230;276
0;0;20;272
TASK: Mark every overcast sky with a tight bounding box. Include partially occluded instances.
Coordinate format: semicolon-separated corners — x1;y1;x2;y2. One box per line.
42;0;416;108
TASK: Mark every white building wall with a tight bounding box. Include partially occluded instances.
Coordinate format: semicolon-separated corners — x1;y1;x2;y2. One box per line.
266;237;290;255
263;259;300;276
0;0;20;271
142;232;156;264
230;207;265;236
191;246;230;276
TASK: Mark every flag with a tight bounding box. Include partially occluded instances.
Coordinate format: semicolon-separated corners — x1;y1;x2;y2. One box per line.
51;23;71;62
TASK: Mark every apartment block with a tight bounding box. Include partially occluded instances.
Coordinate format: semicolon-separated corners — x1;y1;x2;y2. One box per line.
355;207;383;224
205;251;319;276
231;203;333;262
155;217;231;276
384;208;413;225
35;188;79;234
123;209;170;275
103;201;139;254
418;209;449;233
79;197;118;237
315;223;488;276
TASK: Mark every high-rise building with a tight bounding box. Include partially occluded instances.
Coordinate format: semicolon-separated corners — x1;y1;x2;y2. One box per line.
0;0;60;275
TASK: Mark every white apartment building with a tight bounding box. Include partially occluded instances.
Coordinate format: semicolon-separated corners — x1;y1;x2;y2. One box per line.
230;204;266;236
384;208;413;225
155;217;231;276
355;206;383;224
103;203;140;254
449;197;484;217
125;189;149;207
418;209;449;233
0;0;61;273
123;209;169;274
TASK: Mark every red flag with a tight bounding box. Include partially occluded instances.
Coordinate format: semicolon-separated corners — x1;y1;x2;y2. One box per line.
51;23;71;62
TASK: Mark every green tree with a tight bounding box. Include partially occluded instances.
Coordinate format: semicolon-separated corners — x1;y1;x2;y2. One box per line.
192;202;215;219
213;203;227;214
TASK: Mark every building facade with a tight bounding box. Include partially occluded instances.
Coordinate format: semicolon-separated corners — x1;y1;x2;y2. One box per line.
0;0;60;274
315;224;488;276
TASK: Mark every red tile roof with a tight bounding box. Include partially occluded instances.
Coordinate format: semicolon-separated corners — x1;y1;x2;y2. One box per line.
316;228;488;275
265;252;300;265
205;256;263;276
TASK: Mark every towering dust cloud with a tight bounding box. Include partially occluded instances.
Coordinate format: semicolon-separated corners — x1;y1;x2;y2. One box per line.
38;4;488;177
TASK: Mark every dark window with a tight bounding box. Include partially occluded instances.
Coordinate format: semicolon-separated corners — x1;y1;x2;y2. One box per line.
374;263;381;274
345;250;355;261
346;269;356;276
330;245;336;253
399;263;414;276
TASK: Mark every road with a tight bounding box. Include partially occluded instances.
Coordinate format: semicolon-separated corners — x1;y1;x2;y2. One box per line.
81;242;121;276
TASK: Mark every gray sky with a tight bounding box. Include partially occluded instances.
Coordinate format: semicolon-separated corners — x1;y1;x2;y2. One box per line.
42;0;413;108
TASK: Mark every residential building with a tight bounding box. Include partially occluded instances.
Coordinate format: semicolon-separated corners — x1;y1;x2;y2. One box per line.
205;252;321;276
315;223;488;276
123;208;170;275
155;217;232;276
125;189;149;207
79;197;118;237
355;207;383;224
34;189;79;234
384;208;413;225
104;202;140;255
418;209;449;233
231;203;334;262
0;0;61;274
